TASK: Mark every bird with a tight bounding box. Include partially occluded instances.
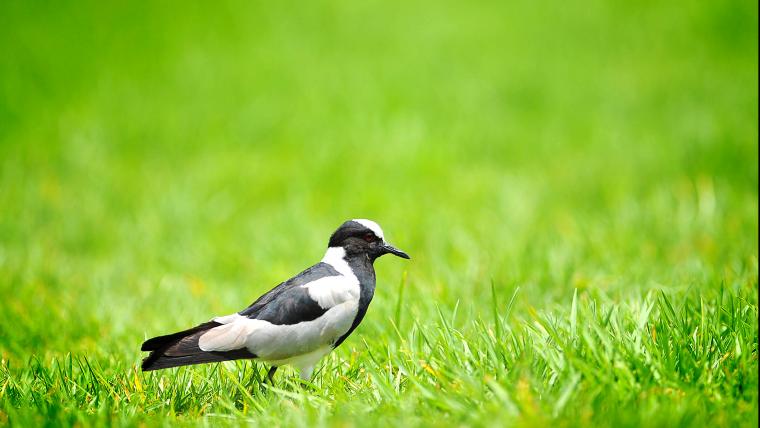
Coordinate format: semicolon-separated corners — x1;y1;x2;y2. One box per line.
140;219;410;383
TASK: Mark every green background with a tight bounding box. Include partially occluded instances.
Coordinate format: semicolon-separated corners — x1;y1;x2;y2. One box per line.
1;1;757;427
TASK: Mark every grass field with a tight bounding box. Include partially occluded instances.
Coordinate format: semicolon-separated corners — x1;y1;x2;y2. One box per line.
0;1;758;426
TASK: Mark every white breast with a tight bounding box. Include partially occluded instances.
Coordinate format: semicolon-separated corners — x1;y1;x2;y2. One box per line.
302;275;360;309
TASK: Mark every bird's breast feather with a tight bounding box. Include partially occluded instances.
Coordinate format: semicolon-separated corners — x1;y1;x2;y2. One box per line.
301;275;360;309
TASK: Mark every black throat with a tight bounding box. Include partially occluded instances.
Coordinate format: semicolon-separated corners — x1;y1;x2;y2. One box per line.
345;253;376;291
332;251;377;348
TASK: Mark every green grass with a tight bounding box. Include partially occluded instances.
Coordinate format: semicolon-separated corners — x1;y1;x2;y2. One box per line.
0;0;757;426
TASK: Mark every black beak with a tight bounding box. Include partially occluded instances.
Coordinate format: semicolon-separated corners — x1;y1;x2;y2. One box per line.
382;243;410;259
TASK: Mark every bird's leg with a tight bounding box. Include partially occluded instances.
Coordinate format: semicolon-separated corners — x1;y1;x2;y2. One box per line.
267;366;278;385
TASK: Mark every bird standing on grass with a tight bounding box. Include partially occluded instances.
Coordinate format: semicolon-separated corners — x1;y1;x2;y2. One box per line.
140;219;410;382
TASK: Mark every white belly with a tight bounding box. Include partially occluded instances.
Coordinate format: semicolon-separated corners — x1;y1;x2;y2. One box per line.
248;299;359;360
198;299;359;361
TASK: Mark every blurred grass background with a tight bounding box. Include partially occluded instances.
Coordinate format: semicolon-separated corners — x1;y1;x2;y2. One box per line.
0;0;757;426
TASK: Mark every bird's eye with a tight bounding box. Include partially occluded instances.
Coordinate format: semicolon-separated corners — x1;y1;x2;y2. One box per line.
363;233;375;242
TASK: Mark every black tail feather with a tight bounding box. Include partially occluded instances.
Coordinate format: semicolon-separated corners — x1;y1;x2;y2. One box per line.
142;349;257;371
140;322;256;371
141;322;220;352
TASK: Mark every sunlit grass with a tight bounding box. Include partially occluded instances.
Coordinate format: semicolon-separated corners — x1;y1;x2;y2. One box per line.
1;285;756;426
0;0;757;426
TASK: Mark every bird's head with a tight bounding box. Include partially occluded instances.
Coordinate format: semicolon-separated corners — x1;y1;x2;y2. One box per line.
328;219;410;261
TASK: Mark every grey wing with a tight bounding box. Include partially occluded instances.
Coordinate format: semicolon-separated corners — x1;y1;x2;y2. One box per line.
252;286;329;325
238;262;340;324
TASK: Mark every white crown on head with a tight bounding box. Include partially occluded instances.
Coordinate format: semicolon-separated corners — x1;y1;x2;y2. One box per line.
352;219;385;240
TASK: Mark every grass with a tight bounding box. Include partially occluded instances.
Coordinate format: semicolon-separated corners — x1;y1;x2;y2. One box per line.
2;287;757;427
0;0;757;426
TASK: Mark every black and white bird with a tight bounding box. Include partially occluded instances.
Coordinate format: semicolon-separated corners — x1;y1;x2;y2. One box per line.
140;219;410;382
